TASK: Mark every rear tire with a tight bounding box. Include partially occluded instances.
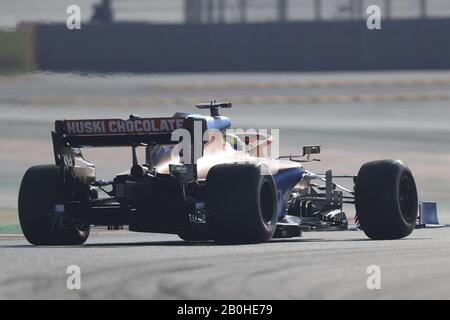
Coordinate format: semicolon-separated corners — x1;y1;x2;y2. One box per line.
18;165;90;245
355;160;418;240
205;163;278;244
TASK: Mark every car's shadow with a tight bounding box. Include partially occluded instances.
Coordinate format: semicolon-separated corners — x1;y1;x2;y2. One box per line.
0;233;438;249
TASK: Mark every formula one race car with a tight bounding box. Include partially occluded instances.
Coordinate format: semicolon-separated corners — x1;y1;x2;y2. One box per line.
18;102;432;245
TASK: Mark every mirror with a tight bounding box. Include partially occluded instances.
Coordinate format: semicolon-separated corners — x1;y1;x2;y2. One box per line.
302;145;321;157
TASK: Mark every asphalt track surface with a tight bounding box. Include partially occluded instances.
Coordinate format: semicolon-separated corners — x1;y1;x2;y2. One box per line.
1;71;450;299
0;228;450;300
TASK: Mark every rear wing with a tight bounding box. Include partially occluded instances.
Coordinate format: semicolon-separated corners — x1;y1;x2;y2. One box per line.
52;116;206;167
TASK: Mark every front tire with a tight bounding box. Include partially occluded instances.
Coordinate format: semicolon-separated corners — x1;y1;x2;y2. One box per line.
205;163;278;244
355;160;418;240
18;165;90;245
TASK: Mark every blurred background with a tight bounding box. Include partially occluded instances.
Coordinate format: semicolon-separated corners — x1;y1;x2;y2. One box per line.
0;0;449;229
2;0;450;27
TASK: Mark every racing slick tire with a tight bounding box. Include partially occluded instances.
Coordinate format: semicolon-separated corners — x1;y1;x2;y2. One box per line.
205;163;278;244
18;165;90;245
355;160;418;240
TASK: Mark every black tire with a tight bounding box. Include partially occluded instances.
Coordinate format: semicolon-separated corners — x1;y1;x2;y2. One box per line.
205;163;278;244
355;160;418;240
18;165;90;245
178;229;212;242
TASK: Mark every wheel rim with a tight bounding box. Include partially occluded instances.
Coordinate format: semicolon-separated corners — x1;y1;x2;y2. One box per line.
399;175;415;222
260;180;275;224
